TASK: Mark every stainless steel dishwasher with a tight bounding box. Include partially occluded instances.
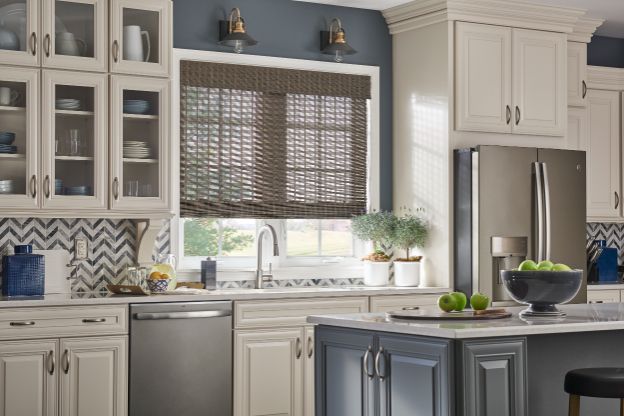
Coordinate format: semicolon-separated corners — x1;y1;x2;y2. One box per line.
130;301;232;415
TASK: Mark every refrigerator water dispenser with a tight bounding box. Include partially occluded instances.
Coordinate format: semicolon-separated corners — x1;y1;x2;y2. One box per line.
491;236;528;301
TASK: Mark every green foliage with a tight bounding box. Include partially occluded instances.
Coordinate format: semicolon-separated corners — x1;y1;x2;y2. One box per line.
184;218;254;256
393;214;428;259
351;211;397;255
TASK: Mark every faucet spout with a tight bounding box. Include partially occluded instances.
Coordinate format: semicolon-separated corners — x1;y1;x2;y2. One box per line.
256;224;279;289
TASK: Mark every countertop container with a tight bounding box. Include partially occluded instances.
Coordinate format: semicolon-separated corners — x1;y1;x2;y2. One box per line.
2;245;45;296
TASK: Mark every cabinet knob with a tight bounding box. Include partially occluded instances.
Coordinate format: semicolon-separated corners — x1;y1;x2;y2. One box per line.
62;349;70;374
582;80;587;99
47;350;55;375
307;336;313;358
113;177;120;201
615;191;620;210
44;34;51;57
112;40;120;63
44;175;50;199
515;106;521;126
30;175;37;199
506;105;511;125
295;337;302;359
30;32;37;56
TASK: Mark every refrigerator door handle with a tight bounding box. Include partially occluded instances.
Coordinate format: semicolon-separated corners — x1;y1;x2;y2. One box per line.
534;162;545;262
542;162;552;261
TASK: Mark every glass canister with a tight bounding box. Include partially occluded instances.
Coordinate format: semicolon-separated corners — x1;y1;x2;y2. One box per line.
150;253;177;290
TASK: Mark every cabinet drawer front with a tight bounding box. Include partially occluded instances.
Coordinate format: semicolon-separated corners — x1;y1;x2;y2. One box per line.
0;306;128;340
234;297;368;329
587;290;620;304
370;294;444;313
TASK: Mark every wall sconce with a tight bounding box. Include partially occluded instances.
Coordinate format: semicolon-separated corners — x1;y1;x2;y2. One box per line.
321;18;356;63
218;7;258;54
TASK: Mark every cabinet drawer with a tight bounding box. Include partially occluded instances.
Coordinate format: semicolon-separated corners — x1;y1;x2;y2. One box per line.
587;290;620;304
369;294;444;313
234;297;368;329
0;305;128;340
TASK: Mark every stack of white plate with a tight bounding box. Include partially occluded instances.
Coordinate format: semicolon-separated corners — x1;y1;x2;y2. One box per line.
123;141;151;159
0;179;15;194
56;98;81;110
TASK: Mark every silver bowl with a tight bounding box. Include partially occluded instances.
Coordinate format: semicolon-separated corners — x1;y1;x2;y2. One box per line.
500;269;583;317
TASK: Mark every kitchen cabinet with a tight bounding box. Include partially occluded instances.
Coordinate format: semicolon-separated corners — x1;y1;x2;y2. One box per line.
567;42;588;107
0;339;57;416
369;294;441;313
567;107;588;151
42;0;108;72
455;22;566;136
110;0;171;77
0;0;40;67
303;327;315;416
586;89;620;218
60;337;127;416
587;289;621;304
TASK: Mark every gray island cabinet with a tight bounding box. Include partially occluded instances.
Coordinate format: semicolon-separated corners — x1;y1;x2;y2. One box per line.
310;303;624;416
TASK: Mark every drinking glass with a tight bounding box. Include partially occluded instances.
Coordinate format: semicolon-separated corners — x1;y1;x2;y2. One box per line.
126;180;139;197
69;129;81;156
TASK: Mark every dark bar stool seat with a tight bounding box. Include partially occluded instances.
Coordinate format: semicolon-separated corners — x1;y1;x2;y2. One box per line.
564;368;624;416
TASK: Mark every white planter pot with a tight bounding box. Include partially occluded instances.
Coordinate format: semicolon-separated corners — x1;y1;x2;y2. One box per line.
363;261;391;286
394;261;421;287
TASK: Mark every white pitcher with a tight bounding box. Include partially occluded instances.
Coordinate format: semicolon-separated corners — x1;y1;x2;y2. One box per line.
55;32;86;56
123;25;150;62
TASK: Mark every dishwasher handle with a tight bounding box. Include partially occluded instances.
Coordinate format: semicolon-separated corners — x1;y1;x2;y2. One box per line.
133;310;232;320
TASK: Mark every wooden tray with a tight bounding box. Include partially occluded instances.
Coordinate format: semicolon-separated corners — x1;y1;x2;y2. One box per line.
107;285;149;296
386;308;512;321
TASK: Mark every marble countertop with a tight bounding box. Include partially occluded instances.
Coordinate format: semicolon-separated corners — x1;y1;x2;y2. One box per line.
308;303;624;339
0;286;448;308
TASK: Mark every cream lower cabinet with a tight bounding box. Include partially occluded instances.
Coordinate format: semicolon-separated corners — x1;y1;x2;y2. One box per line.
587;290;621;304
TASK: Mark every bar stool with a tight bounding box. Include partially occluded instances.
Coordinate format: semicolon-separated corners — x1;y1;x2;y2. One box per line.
564;368;624;416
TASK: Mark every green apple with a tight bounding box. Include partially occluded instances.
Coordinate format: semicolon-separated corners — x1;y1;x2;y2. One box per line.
518;260;538;271
553;263;572;271
537;260;554;271
438;294;457;313
470;292;490;311
450;292;467;311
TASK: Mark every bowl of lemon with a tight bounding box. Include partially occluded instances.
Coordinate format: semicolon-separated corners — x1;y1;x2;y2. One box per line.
147;271;172;294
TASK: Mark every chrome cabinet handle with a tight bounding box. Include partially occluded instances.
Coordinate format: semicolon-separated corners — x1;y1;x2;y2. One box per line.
590;300;605;304
616;191;620;210
307;336;313;358
44;175;50;199
10;321;35;326
506;105;511;125
582;80;587;99
515;106;521;125
62;349;69;374
47;350;55;375
30;32;37;56
44;34;50;57
82;318;106;323
30;174;37;198
113;177;119;200
374;347;386;381
295;337;302;359
112;40;119;62
363;346;374;380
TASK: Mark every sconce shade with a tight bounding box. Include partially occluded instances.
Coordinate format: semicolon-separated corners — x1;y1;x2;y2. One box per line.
218;8;257;53
321;18;356;62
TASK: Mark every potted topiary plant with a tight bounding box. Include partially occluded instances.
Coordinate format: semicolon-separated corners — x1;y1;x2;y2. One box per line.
392;211;428;287
351;211;396;286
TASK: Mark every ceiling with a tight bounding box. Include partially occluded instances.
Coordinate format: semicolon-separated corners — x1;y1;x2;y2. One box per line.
293;0;624;37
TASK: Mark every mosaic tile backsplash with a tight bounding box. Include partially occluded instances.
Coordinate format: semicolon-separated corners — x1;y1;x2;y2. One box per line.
0;218;170;293
587;223;624;265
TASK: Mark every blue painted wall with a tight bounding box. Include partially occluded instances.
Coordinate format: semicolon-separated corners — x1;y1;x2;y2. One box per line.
588;35;624;68
173;0;393;210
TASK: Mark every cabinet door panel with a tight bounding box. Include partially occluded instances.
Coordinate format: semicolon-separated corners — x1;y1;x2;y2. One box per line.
0;0;40;67
567;42;587;107
234;328;304;416
60;337;127;416
586;89;620;218
0;340;57;416
512;29;566;136
455;22;512;133
567;107;587;151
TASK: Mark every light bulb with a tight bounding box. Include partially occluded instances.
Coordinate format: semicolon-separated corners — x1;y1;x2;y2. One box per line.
234;41;244;54
334;50;344;63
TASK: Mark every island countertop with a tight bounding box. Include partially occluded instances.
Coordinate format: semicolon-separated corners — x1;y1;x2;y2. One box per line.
308;303;624;339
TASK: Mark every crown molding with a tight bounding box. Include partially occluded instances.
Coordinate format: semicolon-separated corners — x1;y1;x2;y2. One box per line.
383;0;586;35
587;66;624;91
568;16;604;43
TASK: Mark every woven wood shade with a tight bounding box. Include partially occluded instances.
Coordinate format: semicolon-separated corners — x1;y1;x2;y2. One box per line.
180;61;370;219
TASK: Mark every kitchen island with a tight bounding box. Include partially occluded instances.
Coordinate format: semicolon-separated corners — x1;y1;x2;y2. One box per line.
309;303;624;416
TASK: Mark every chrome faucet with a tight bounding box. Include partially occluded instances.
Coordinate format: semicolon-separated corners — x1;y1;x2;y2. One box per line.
256;224;280;289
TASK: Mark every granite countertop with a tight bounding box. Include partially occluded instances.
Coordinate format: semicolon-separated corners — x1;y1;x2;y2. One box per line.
308;303;624;339
0;286;449;308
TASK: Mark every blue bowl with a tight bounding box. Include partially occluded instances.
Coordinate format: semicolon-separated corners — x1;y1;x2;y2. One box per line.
0;132;15;145
123;100;150;114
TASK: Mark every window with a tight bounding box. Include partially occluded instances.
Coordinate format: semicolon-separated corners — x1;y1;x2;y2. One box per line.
173;51;379;272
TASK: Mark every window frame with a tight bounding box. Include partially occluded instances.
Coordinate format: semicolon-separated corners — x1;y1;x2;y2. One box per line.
171;48;381;275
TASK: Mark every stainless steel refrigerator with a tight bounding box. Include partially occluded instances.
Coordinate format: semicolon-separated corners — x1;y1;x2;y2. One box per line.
454;145;587;304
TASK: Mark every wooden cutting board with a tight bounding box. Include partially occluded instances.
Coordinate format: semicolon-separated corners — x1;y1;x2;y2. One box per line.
386;308;512;321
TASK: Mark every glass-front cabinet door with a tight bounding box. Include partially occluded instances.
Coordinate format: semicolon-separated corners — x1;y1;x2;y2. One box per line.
0;66;38;210
42;0;107;72
41;70;107;210
110;75;169;211
110;0;171;77
0;0;39;66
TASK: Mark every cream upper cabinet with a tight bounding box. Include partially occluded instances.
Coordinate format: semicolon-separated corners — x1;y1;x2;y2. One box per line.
110;0;172;77
60;337;127;416
0;340;57;416
234;328;305;416
455;22;512;133
567;42;588;107
567;107;588;151
512;28;566;136
0;0;40;67
455;22;566;136
42;0;108;72
586;89;620;218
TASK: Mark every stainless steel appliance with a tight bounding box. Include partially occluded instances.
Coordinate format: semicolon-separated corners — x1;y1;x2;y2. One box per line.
130;301;232;415
454;145;587;304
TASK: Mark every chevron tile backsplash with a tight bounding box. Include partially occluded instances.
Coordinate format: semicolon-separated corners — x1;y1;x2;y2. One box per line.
587;223;624;265
0;218;170;293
